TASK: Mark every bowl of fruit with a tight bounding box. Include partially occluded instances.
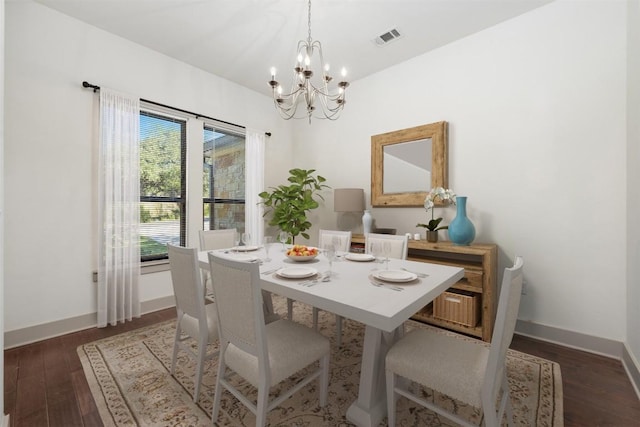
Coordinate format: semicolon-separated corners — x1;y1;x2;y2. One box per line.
286;245;319;262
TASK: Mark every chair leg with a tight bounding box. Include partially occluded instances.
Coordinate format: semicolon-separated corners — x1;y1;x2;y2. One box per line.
193;334;208;403
287;298;294;320
255;384;270;427
170;322;182;374
336;315;343;347
482;393;500;427
385;370;397;427
312;307;320;330
212;349;227;423
319;354;329;407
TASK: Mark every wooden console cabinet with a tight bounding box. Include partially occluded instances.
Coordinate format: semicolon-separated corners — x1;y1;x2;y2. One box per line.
351;235;497;341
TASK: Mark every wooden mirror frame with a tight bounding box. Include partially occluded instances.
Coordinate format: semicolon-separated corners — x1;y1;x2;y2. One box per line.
371;121;448;207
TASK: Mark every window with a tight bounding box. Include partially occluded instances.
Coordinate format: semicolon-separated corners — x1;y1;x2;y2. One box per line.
203;126;246;232
139;111;186;261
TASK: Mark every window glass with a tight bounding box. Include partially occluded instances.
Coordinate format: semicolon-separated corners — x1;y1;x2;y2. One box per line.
140;111;186;261
203;127;245;232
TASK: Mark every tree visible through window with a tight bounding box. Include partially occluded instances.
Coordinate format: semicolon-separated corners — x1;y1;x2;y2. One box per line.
203;127;245;232
139;111;186;261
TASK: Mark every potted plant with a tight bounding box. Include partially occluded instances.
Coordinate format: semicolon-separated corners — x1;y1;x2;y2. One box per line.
259;168;329;244
416;187;456;242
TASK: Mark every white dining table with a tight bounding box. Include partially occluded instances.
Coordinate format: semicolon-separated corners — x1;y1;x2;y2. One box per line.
198;245;464;427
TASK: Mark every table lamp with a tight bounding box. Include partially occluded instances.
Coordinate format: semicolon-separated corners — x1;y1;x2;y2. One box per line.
334;188;368;232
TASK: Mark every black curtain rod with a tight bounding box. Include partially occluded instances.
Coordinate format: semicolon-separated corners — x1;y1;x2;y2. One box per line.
82;81;272;137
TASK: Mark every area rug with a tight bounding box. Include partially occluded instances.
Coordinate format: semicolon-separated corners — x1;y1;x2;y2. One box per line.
78;296;563;426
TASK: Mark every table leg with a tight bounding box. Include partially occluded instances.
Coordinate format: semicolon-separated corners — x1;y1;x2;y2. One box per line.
261;290;275;315
346;325;402;427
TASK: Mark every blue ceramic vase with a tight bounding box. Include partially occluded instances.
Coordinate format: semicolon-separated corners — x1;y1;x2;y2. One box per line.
448;196;475;245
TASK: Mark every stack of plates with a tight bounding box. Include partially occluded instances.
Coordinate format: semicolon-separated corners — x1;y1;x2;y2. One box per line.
372;270;417;283
230;254;258;262
276;267;318;279
232;245;259;252
344;253;376;262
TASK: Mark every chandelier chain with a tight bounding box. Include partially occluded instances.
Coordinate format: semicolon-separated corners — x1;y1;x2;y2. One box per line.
307;0;312;44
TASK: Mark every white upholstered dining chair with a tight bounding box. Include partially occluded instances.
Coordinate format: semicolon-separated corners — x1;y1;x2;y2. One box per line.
167;244;219;403
199;228;237;251
208;252;331;427
364;232;409;261
385;256;524;427
199;228;280;324
198;228;236;292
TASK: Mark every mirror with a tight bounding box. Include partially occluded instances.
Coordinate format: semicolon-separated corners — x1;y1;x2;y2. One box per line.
371;121;448;207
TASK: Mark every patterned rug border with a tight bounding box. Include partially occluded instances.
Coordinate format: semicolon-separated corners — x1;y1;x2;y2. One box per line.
78;301;564;426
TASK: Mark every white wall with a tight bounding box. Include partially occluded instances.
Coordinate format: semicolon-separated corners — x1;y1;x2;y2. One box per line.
627;0;640;368
3;0;292;332
294;0;629;342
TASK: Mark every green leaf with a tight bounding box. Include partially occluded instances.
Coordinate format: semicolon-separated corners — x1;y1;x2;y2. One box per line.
416;217;447;231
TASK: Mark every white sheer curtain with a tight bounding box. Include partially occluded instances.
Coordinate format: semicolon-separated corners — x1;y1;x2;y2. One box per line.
245;129;266;243
97;88;141;327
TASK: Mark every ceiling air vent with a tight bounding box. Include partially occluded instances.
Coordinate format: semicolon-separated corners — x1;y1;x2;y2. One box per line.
373;28;403;46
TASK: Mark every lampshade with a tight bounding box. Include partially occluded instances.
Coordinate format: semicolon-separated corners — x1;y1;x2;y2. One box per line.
334;188;365;212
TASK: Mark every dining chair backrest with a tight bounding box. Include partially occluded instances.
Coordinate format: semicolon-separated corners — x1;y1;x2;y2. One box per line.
208;252;267;364
199;228;237;251
482;256;524;407
365;233;409;260
167;244;207;326
318;229;352;252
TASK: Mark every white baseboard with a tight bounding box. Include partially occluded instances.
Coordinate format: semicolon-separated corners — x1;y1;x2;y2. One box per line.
4;414;9;427
622;342;640;400
3;295;176;349
516;319;623;358
515;319;640;398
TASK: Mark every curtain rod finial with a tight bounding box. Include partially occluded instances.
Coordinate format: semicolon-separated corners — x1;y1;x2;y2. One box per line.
82;81;99;93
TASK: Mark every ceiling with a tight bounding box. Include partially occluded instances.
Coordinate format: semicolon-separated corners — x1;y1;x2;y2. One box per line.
34;0;552;95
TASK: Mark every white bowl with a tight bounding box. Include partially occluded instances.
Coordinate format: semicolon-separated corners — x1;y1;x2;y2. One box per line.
286;253;318;262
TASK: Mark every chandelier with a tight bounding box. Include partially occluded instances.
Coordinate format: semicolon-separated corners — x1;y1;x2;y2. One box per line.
268;0;349;122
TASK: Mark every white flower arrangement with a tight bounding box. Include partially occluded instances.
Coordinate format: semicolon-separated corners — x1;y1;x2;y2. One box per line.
416;187;456;231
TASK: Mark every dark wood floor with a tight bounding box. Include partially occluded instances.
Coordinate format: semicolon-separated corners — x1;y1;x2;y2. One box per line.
4;308;640;426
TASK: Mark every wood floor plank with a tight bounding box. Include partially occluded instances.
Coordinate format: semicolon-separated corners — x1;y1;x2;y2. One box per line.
16;342;45;380
71;370;100;424
47;397;84;427
14;371;47;427
14;409;49;427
